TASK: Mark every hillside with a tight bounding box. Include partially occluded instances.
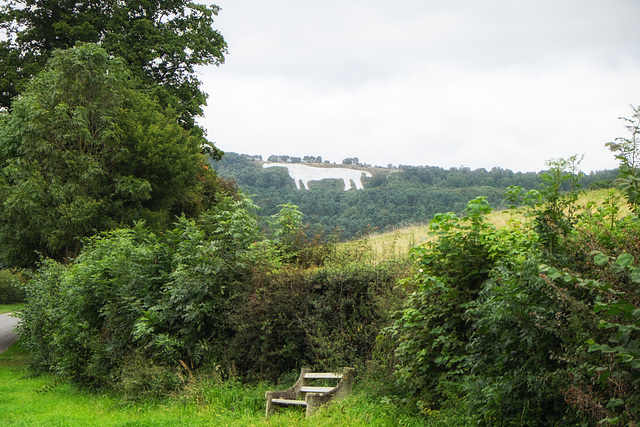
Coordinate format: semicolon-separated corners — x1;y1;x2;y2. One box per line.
352;188;629;262
211;152;618;240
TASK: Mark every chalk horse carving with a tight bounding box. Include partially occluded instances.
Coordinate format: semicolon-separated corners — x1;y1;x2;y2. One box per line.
263;163;372;191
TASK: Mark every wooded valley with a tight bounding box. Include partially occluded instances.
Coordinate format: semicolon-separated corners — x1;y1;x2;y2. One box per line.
212;152;617;240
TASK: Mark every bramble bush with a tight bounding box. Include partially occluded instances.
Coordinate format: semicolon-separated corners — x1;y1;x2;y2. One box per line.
385;197;582;425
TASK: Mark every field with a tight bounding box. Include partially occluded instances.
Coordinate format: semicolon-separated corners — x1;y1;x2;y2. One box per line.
0;342;442;426
362;188;627;261
0;304;21;315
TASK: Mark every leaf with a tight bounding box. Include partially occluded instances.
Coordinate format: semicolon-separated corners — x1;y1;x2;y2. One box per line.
543;266;563;280
593;252;610;267
597;299;637;318
599;370;612;382
589;343;616;353
614;253;634;268
606;397;625;409
594;302;609;313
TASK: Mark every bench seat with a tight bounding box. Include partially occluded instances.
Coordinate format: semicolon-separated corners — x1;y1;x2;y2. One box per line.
265;367;354;418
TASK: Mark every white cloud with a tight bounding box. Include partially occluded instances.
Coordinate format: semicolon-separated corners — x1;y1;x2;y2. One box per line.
198;0;640;172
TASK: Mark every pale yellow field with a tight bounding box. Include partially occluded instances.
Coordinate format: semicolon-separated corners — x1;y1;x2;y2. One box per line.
347;188;630;262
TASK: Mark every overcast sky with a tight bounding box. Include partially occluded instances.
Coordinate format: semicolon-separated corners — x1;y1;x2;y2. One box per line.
197;0;640;173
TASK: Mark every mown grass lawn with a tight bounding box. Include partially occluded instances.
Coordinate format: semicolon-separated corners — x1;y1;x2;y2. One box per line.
0;303;22;314
0;342;441;426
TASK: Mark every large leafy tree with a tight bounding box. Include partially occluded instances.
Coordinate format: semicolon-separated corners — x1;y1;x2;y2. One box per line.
0;0;227;131
0;43;220;267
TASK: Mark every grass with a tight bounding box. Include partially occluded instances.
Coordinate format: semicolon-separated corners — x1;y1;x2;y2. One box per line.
348;208;524;263
0;303;23;314
357;188;628;262
2;188;627;425
0;341;439;426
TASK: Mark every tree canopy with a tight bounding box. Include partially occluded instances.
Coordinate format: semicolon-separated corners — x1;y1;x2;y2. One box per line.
0;0;227;131
0;43;220;267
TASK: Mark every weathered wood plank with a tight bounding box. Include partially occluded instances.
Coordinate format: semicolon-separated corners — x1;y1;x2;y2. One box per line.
271;398;307;406
300;386;336;393
304;372;343;379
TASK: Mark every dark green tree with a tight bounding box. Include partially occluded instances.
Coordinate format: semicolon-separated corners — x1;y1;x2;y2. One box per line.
0;0;227;131
0;44;220;267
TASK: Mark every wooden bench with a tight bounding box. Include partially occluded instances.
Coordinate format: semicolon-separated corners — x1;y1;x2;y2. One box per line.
265;367;355;417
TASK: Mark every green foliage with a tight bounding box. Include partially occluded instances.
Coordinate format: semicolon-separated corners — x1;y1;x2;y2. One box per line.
534;155;584;255
526;186;640;425
0;0;227;130
505;155;584;257
213;153;616;242
269;203;305;259
607;105;640;213
265;203;337;266
17;197;259;391
590;178;616;190
385;197;589;424
228;255;408;380
387;199;518;392
580;190;624;234
583;253;640;425
9;118;636;427
0;44;220;267
538;254;640;425
462;261;580;425
16;192;404;394
0;269;26;303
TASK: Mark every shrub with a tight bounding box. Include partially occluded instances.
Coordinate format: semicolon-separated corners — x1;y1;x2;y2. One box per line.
18;196;260;389
17;196;403;392
385;197;582;425
227;258;408;380
0;269;26;303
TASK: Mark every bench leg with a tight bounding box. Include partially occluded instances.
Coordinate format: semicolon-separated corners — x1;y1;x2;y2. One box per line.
306;393;320;417
265;391;275;418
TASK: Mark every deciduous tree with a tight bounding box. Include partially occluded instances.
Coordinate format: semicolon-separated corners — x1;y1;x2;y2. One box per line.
0;0;227;131
0;44;219;267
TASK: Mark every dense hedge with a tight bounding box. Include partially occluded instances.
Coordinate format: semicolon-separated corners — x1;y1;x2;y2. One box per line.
228;259;407;379
17;198;407;396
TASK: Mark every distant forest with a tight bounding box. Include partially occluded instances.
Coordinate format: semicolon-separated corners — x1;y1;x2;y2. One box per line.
211;152;618;240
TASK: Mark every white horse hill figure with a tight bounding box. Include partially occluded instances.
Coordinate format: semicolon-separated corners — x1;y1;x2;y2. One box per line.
263;163;372;191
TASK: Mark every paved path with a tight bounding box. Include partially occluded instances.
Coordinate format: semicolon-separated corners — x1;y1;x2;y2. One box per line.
0;312;19;354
